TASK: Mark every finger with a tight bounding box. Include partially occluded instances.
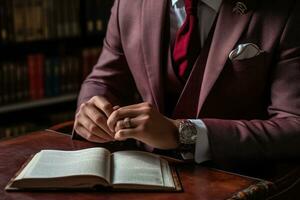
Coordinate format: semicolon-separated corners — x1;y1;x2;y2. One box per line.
107;102;152;132
116;102;152;110
115;117;141;132
107;107;144;132
91;96;114;118
84;104;113;136
75;125;109;143
114;128;139;141
79;114;113;141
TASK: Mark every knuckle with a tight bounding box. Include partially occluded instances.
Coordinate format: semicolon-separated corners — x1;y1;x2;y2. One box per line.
90;96;96;101
74;124;80;132
113;110;120;118
143;107;152;114
118;130;124;135
143;115;151;122
75;114;84;124
90;96;99;102
118;130;126;137
139;123;147;132
102;103;111;112
95;115;104;124
75;112;81;119
116;121;122;129
89;124;98;132
85;102;93;107
80;102;92;111
143;102;152;108
86;133;93;141
80;102;87;109
74;119;80;127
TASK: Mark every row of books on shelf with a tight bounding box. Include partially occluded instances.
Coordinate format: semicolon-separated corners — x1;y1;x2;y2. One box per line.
0;111;75;139
0;0;113;43
0;47;101;106
85;0;113;36
0;122;37;139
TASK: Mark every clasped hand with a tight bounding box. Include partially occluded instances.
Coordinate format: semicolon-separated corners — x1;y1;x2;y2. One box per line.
74;96;180;149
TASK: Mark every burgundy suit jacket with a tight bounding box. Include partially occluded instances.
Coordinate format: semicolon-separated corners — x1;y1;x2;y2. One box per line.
78;0;300;167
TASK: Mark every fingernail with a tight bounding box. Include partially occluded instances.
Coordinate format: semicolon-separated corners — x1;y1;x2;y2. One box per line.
113;105;120;110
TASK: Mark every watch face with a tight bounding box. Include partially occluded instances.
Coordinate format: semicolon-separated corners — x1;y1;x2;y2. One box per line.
179;121;197;144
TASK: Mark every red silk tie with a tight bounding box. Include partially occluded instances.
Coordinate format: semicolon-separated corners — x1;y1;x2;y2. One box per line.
173;0;200;80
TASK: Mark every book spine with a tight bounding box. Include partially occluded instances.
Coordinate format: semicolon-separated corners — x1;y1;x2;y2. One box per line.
13;0;26;42
22;63;30;101
60;57;67;94
42;0;49;39
15;62;23;102
70;0;80;37
69;56;78;93
94;0;103;34
49;0;59;38
62;0;70;37
65;57;72;93
9;63;17;102
85;0;95;35
46;0;55;39
29;0;43;41
35;54;45;99
56;0;64;38
0;0;7;42
44;58;52;97
6;0;14;42
0;62;3;105
73;56;81;92
27;55;37;100
82;49;90;80
24;0;33;41
3;63;9;104
2;63;9;104
52;57;60;96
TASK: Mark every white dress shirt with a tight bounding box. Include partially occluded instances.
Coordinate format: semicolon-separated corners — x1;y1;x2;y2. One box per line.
170;0;222;163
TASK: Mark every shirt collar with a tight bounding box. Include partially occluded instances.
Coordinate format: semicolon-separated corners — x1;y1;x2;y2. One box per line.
171;0;222;12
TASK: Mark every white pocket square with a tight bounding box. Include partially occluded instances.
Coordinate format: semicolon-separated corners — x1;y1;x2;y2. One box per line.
229;43;262;61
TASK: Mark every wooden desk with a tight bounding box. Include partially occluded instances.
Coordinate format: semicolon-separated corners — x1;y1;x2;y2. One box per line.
0;130;298;200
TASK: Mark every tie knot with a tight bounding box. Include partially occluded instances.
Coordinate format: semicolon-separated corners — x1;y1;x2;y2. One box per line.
184;0;198;15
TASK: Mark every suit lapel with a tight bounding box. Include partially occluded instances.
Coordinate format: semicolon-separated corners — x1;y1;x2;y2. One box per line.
197;0;256;116
141;0;168;111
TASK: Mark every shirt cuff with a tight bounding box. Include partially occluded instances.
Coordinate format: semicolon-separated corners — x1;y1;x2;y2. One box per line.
190;119;211;163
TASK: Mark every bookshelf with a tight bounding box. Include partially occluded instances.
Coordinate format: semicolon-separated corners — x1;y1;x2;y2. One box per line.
0;0;114;140
0;94;77;114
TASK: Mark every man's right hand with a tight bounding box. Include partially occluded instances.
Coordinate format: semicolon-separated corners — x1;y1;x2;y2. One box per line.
74;96;115;143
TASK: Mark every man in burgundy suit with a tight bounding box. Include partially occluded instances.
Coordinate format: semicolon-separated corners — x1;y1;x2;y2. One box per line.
74;0;300;168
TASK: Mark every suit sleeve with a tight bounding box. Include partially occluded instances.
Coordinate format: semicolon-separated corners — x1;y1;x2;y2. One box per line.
77;0;136;108
202;2;300;167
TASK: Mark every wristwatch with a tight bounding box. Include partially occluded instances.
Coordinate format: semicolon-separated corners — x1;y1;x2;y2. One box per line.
178;120;197;151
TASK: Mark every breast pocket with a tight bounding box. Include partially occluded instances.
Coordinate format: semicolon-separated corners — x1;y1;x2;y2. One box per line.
230;51;267;72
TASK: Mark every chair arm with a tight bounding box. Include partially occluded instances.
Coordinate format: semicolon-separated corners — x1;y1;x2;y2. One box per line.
48;121;75;134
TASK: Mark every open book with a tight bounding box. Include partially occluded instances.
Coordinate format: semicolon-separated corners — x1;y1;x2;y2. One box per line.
5;147;181;191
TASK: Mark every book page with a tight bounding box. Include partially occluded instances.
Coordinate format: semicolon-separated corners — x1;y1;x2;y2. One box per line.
16;147;111;183
111;151;175;188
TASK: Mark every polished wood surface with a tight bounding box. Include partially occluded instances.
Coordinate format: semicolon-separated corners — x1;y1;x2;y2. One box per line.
0;130;297;200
